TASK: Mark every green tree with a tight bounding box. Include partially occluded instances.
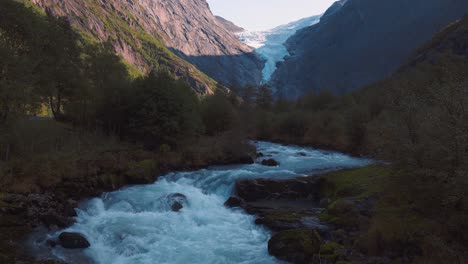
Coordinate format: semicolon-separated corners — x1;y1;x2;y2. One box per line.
128;70;203;147
0;1;44;123
256;84;273;110
201;90;237;136
36;16;83;120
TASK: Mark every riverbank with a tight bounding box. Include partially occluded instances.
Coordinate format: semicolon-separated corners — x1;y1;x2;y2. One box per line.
233;164;468;263
2;132;465;263
0;120;255;263
5;141;371;263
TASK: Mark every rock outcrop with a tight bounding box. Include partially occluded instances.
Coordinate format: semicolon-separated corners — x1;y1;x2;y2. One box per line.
30;0;264;92
271;0;468;99
268;229;322;264
58;232;90;249
233;174;379;263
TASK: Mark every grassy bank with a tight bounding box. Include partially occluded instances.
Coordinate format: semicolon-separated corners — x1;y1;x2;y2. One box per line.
318;165;468;263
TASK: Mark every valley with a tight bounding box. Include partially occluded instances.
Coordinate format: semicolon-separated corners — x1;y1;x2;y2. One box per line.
0;0;467;264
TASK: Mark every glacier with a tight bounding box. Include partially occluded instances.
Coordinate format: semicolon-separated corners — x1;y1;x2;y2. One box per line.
238;15;321;82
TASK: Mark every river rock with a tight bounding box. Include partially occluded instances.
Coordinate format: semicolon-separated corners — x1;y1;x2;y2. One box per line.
320;198;332;208
224;196;246;208
261;159;279;166
268;229;322;264
171;202;183;212
235;178;323;202
166;193;188;212
58;232;90;249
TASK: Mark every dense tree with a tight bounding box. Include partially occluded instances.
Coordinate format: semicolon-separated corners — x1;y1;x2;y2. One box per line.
201;90;237;136
256;84;273;110
36;16;83;120
0;1;44;123
128;70;203;148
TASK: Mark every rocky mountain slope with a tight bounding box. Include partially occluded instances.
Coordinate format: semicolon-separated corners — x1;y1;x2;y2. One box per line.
216;16;245;34
271;0;468;99
408;14;468;65
29;0;264;92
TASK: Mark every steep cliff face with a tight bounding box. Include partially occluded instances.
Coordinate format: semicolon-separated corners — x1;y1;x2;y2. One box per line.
271;0;468;99
135;0;264;87
30;0;264;92
216;16;245;34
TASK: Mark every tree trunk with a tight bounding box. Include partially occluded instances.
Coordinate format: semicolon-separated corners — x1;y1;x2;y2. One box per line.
49;94;63;120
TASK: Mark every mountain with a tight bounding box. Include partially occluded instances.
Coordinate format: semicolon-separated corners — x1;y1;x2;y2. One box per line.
238;15;321;82
408;15;468;66
271;0;468;99
216;16;245;34
30;0;264;92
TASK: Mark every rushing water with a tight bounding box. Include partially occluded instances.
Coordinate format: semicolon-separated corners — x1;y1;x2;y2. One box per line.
46;142;372;264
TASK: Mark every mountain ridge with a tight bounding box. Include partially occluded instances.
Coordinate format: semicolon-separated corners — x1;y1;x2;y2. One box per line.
271;0;468;99
30;0;264;92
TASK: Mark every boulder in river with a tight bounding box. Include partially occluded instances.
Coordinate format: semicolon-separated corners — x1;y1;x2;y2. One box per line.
58;232;90;249
224;196;246;208
166;193;188;212
268;229;322;264
261;159;279;166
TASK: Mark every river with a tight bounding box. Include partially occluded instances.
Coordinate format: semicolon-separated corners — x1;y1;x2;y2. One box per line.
46;141;371;264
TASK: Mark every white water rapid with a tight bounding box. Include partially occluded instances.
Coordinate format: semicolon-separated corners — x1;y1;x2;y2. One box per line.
46;141;372;264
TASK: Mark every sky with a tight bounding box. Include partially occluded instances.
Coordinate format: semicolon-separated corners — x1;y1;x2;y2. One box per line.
207;0;337;31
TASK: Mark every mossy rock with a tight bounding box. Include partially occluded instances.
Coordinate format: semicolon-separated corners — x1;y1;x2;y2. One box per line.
264;211;311;224
268;229;322;264
321;241;343;255
98;174;127;189
328;199;358;215
317;242;346;263
259;211;317;231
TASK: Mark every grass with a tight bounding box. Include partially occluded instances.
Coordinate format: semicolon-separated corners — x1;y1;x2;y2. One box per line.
320;165;394;200
272;229;322;255
319;165;425;254
318;165;468;262
0;119;136;193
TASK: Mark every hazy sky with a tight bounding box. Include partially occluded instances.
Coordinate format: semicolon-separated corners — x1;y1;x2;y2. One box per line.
207;0;337;31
